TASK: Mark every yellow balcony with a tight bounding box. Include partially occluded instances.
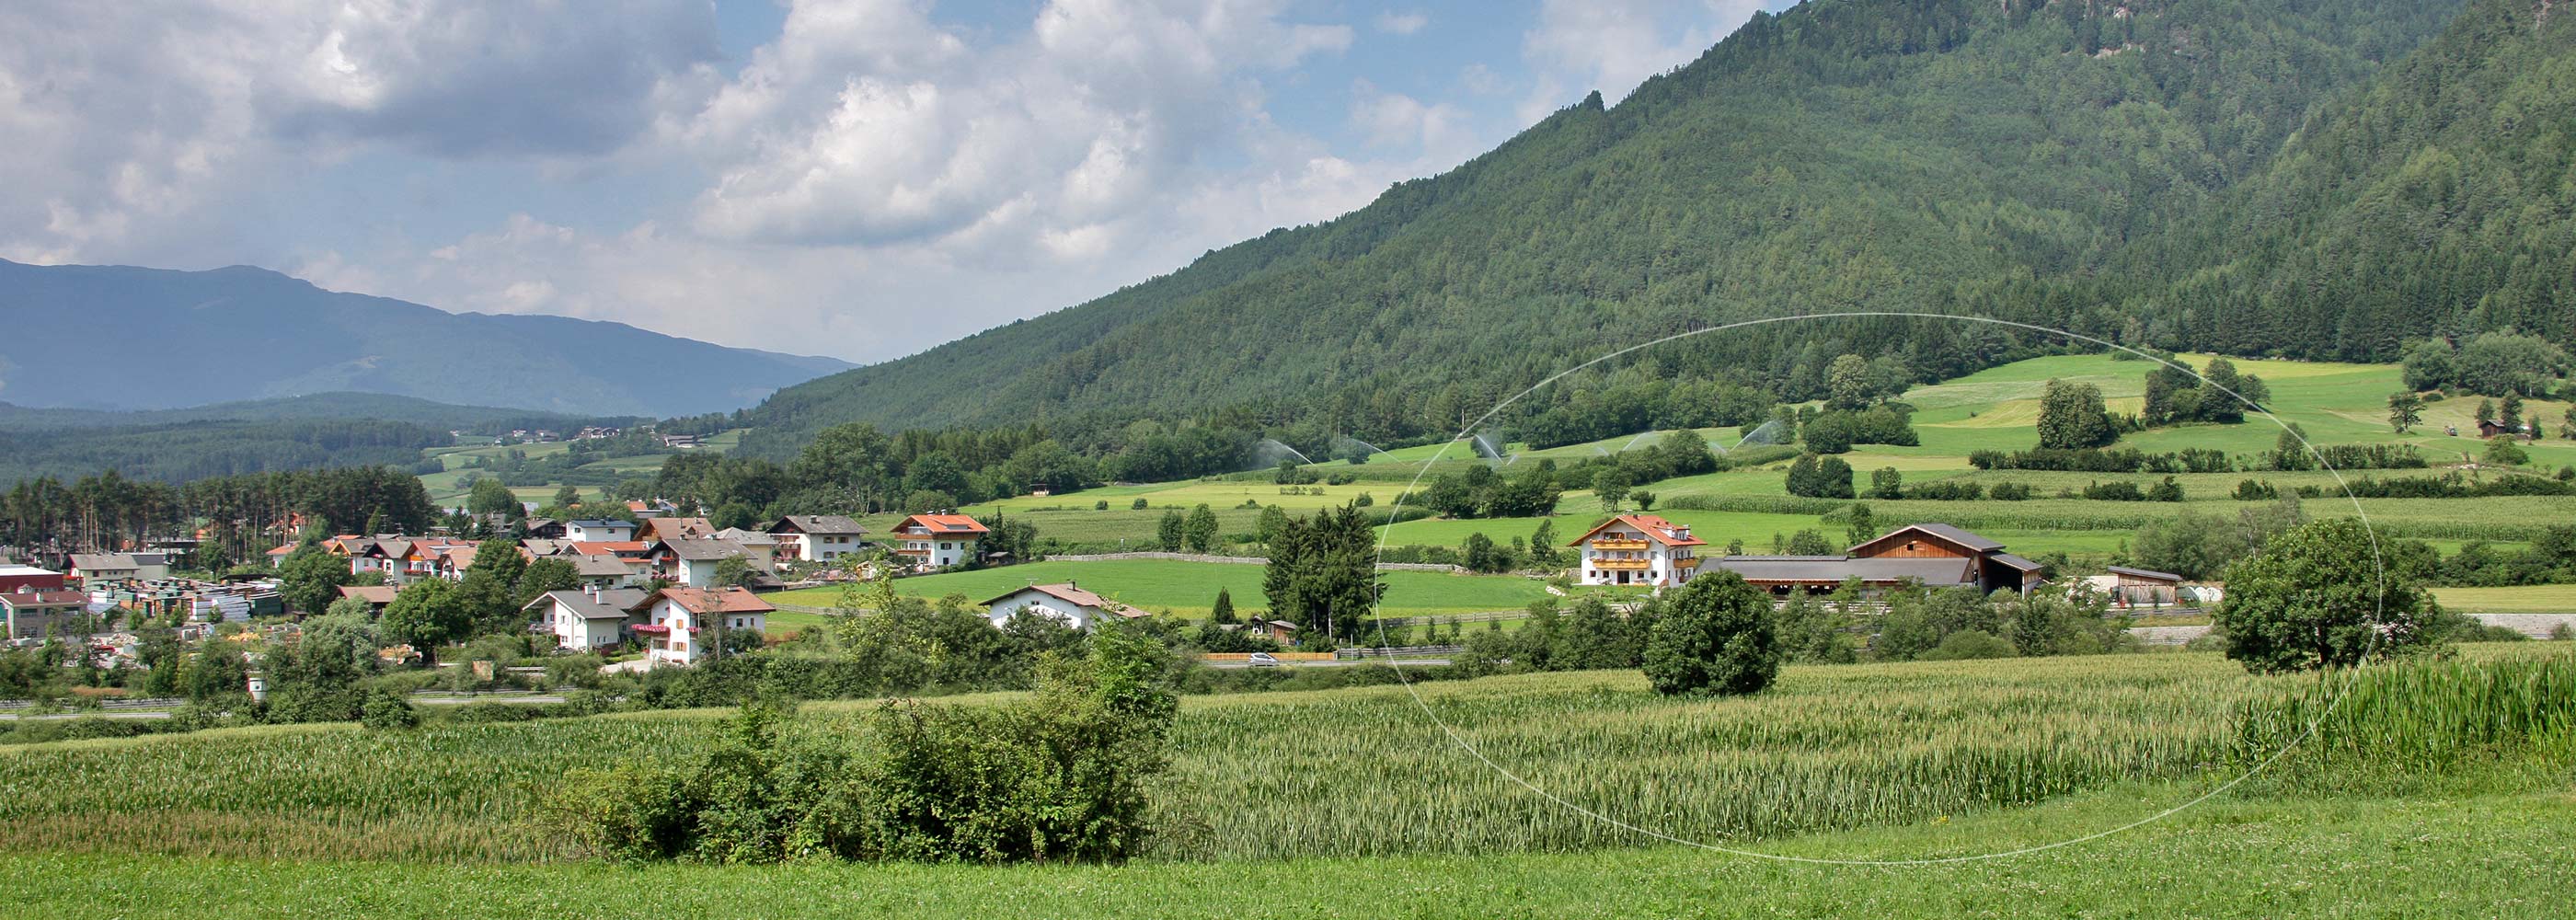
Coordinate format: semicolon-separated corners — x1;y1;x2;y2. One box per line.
1589;538;1650;550
1593;558;1651;570
1673;557;1702;569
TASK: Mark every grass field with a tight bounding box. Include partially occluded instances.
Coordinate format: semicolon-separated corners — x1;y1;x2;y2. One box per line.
766;558;1562;616
2;647;2567;916
2432;583;2576;614
8;781;2568;918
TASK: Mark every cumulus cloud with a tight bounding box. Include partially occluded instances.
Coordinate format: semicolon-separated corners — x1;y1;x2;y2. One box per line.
0;0;714;264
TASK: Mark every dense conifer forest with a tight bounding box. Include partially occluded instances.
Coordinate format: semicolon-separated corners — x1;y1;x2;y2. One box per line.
724;0;2565;465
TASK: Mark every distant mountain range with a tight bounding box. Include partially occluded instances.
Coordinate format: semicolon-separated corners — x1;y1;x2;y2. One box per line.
0;391;615;433
0;259;855;418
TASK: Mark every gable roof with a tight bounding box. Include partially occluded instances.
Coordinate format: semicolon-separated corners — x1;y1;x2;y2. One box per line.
526;587;650;619
0;590;88;609
770;514;868;535
632;586;775;615
1564;513;1707;547
2105;565;2183;582
566;520;631;530
980;582;1150;619
898;513;989;535
69;553;140;571
638;517;716;541
1707;556;1978;586
653;537;755;562
567;554;640;578
1848;523;2005;557
1990;553;2047;573
336;585;399;604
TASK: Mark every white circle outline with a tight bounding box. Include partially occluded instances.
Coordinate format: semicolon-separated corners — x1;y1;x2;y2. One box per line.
1363;311;2397;866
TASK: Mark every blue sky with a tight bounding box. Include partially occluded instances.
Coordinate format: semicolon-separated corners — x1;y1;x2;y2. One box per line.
2;1;1796;362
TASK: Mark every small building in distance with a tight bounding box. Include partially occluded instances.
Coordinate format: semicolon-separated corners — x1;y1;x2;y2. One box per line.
2082;566;2186;608
563;520;637;543
891;513;988;569
2;589;92;639
68;553;166;584
1700;523;2046;597
637;517;717;544
646;537;765;588
981;581;1151;631
766;515;870;563
0;564;66;593
335;584;399;614
1567;514;1707;587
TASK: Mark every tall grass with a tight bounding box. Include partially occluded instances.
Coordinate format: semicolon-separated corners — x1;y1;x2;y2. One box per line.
2235;652;2576;773
0;649;2563;864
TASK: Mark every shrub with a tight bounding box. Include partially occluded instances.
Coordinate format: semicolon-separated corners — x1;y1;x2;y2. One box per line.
1131;498;1149;510
1641;573;1781;696
1915;629;2016;661
359;689;418;730
1987;482;2032;501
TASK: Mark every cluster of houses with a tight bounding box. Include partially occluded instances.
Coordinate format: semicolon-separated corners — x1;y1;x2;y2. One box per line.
246;511;997;668
3;561;284;643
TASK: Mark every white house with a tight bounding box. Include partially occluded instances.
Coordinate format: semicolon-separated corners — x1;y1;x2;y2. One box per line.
626;586;772;667
564;520;637;543
766;515;869;562
1566;514;1707;587
981;581;1150;630
647;537;763;588
525;586;649;651
891;513;988;569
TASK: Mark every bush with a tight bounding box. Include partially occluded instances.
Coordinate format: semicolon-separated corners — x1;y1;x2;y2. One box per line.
1640;573;1780;696
359;689;418;730
1915;629;2016;661
1987;482;2032;500
546;626;1179;864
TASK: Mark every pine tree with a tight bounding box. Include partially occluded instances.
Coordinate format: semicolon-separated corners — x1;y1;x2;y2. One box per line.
1210;588;1237;626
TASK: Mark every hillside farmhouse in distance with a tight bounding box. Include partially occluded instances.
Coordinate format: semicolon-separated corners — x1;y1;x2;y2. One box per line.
1573;519;2046;595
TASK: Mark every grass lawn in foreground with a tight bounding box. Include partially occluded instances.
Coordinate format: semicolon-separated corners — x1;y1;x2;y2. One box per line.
5;781;2565;918
765;558;1558;616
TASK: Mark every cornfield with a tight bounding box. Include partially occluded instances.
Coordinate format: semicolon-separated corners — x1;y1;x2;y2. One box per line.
0;649;2563;864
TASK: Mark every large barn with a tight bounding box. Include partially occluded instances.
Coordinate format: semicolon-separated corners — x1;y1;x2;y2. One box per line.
1703;523;2046;596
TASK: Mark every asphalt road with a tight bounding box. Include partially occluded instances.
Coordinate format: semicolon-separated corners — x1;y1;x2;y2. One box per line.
1202;659;1451;670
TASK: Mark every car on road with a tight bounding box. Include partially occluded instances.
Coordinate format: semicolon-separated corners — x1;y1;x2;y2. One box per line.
1248;652;1280;667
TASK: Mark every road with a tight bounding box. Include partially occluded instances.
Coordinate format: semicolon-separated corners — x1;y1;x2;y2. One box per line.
1202;658;1451;670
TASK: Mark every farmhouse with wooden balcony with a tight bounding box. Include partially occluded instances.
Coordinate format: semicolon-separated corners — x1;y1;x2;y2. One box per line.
1568;513;1707;586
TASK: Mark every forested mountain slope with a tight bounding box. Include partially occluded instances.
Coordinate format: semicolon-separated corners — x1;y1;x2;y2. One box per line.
0;259;852;417
2129;0;2576;358
740;0;2473;453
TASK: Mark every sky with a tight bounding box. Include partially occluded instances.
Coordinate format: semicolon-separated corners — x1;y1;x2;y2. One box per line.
2;0;1796;362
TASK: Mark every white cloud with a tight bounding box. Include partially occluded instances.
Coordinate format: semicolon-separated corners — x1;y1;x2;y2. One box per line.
1374;11;1429;35
1516;0;1768;123
0;0;714;264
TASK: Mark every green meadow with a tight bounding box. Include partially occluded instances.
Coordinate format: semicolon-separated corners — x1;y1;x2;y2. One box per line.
767;558;1562;617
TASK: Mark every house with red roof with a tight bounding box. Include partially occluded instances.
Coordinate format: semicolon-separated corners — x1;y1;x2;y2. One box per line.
626;586;772;667
890;513;988;569
1567;514;1708;587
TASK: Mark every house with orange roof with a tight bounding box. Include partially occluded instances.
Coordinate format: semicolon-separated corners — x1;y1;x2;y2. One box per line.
636;517;716;543
890;513;988;569
1566;513;1708;587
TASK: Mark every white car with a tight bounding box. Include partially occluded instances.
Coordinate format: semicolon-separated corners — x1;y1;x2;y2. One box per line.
1247;652;1281;667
